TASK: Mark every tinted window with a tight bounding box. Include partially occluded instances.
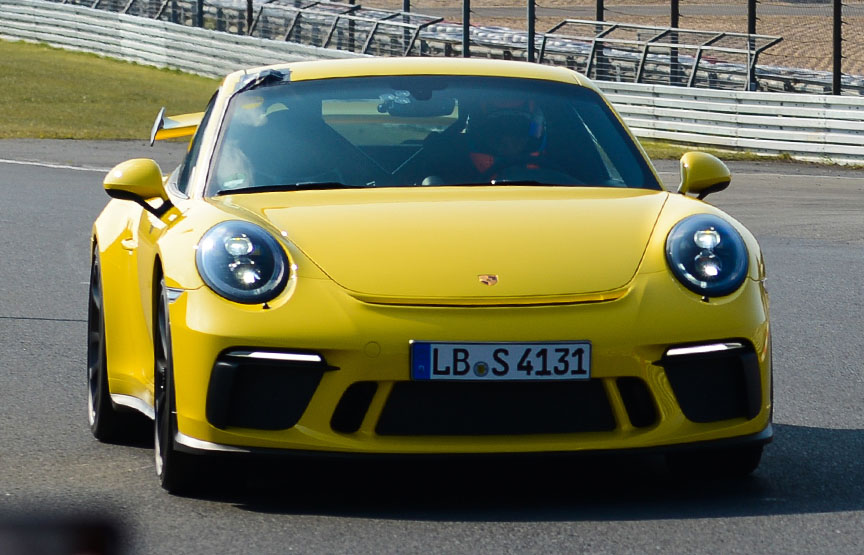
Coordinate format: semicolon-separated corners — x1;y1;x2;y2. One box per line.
175;96;216;196
208;76;660;194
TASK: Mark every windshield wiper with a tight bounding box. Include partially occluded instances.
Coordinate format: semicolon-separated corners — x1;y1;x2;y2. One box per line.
216;182;357;195
449;180;572;187
489;179;577;186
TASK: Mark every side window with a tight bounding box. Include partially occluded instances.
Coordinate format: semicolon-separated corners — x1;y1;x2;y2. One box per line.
175;96;217;196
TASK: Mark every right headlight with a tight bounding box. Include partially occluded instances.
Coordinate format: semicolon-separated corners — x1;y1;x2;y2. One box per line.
665;214;749;298
196;221;289;304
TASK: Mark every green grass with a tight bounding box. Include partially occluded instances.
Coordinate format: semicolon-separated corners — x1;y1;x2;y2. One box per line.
0;39;217;139
0;38;816;165
638;140;783;162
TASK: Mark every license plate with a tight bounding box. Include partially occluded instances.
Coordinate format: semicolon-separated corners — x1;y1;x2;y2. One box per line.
411;341;591;381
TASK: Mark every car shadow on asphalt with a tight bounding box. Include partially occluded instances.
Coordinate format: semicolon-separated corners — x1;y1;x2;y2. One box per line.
173;423;864;521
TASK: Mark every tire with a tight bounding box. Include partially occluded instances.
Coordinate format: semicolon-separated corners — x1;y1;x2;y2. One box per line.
87;251;132;442
154;280;202;494
666;444;764;479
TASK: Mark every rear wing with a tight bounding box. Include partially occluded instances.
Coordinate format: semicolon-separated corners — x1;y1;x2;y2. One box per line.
149;107;205;145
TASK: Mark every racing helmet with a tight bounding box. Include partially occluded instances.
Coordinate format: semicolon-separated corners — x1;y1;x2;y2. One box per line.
467;98;547;163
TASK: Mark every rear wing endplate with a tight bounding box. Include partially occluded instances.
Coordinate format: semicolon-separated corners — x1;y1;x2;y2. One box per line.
149;107;205;146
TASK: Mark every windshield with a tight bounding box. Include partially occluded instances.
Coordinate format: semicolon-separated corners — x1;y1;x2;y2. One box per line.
207;75;661;195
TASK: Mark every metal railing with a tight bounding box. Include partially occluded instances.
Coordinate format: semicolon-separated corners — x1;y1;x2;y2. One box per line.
538;21;781;92
3;0;862;163
38;0;864;94
250;1;442;57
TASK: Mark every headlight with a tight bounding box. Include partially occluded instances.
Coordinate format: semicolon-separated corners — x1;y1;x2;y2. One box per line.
665;214;748;297
196;221;289;304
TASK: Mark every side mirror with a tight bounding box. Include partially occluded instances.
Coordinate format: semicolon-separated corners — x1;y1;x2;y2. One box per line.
676;152;731;200
103;159;173;217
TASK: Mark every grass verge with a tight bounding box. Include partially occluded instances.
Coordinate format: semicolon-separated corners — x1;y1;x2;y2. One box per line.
638;140;791;162
0;39;217;139
0;37;813;166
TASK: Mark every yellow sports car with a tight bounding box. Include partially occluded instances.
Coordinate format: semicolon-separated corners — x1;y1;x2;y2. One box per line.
88;57;772;492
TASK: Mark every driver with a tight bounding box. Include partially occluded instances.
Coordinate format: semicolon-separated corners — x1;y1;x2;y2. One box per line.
466;98;547;181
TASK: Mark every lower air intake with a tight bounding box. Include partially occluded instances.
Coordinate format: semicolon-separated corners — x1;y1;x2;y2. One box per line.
206;351;329;430
331;382;378;434
376;380;615;436
662;342;762;423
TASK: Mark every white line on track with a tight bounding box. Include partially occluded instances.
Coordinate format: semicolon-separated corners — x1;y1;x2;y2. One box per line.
0;158;109;173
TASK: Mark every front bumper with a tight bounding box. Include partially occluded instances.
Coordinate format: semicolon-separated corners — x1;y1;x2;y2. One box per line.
167;269;772;456
174;424;774;459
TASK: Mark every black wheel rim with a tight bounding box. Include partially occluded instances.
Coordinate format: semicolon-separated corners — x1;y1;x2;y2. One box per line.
154;286;171;477
87;256;105;427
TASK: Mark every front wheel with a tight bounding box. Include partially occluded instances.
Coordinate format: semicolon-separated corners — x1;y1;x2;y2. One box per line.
154;281;202;493
88;251;134;442
666;444;764;479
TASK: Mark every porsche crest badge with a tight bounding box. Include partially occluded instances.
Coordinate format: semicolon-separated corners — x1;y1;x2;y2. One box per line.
478;274;499;286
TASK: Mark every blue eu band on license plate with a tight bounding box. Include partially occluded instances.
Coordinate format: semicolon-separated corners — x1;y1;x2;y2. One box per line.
410;341;591;381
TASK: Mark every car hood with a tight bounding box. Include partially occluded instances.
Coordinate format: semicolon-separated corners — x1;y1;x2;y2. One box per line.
220;187;668;304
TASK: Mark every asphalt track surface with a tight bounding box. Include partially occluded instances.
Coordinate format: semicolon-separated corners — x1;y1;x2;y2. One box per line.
0;139;862;554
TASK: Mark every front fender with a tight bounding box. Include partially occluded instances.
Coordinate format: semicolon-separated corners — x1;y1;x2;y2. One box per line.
93;199;154;404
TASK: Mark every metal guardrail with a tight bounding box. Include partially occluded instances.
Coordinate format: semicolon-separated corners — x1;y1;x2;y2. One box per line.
37;0;864;94
415;20;864;96
58;0;443;57
539;21;781;92
599;81;864;165
36;0;799;93
0;0;360;77
250;1;442;57
1;0;863;164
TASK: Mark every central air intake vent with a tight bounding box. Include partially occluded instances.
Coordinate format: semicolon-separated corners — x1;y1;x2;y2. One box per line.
376;380;615;436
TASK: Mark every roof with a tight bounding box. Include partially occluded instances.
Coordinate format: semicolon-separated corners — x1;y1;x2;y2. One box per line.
223;57;596;91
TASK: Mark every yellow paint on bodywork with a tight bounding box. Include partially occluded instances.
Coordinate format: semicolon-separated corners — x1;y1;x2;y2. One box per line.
104;159;167;201
221;186;668;302
165;263;770;454
92;58;770;457
677;151;732;196
152;111;205;142
236;57;592;88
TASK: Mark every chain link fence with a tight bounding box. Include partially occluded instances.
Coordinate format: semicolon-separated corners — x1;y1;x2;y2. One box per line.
49;0;863;94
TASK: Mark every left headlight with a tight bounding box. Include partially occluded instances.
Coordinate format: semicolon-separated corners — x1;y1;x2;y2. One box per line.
665;214;749;298
196;221;289;304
